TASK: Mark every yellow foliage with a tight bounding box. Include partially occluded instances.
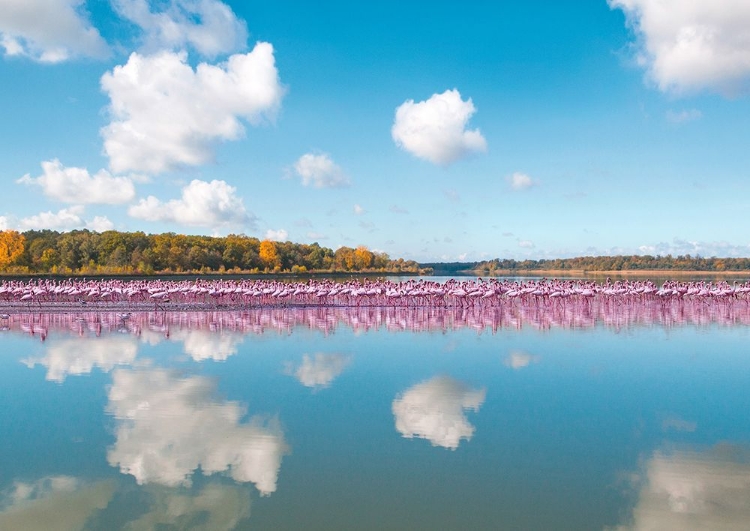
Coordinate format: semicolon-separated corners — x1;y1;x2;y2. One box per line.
354;245;374;269
0;230;25;270
259;239;279;268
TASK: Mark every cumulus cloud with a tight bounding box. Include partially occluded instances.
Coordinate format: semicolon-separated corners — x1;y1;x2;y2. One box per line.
392;89;487;165
503;351;539;370
292;153;349;188
353;204;365;215
612;445;750;530
285;353;351;389
16;206;113;232
0;0;109;63
86;216;115;232
101;43;284;174
518;240;535;249
392;376;486;449
128;179;253;229
610;0;750;95
107;368;289;495
17;159;136;205
0;476;115;531
507;172;536;190
22;336;138;382
264;229;288;242
112;0;247;57
389;205;409;214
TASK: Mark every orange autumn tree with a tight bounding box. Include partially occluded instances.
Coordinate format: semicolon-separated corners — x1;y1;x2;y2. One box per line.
0;230;25;270
354;245;374;269
259;239;280;269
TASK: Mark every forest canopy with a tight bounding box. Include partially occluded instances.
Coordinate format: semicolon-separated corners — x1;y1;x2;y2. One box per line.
0;229;423;275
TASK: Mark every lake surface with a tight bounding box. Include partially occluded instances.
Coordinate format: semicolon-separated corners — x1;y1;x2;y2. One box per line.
1;307;749;530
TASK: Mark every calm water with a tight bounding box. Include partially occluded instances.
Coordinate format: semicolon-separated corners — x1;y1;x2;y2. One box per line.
1;308;749;530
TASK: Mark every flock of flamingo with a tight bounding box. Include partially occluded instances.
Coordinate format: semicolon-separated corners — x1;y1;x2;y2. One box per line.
1;277;749;311
2;277;750;341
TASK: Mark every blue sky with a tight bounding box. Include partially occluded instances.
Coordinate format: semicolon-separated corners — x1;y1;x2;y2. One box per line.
1;0;750;261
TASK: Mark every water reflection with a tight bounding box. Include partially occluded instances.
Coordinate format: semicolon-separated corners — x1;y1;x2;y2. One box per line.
22;336;138;382
613;444;750;530
0;477;115;531
4;300;750;343
392;376;486;449
0;476;253;531
285;353;351;389
115;483;252;531
503;350;539;370
107;368;289;496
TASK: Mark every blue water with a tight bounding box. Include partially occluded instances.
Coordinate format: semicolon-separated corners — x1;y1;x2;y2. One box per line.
1;310;749;530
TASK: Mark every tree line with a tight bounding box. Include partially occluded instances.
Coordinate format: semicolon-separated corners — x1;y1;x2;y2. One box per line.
475;255;750;273
0;229;424;275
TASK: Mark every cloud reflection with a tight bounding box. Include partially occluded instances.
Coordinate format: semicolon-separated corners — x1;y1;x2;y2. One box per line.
122;483;252;531
22;336;138;382
107;368;289;496
0;476;115;531
285;353;350;389
612;444;750;530
392;375;486;449
503;350;539;370
171;330;244;361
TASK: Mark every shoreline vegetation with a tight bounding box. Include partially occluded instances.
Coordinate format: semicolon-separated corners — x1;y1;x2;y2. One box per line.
2;229;750;278
0;229;427;276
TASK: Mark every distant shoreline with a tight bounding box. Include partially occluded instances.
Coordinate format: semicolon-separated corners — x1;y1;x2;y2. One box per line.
469;269;750;277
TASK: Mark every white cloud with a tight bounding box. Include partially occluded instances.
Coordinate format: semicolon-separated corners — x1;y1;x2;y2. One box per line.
22;336;138;382
17;206;110;231
610;0;750;95
613;445;750;530
389;205;409;214
107;368;289;495
392;376;486;449
392;89;487;165
10;208;114;232
353;204;365;215
86;216;115;232
17;159;136;205
111;0;247;57
285;353;351;389
507;172;536;190
504;351;539;370
128;179;252;229
292;153;349;188
666;108;702;123
0;0;109;63
264;229;288;242
101;43;284;174
518;240;535;249
306;231;327;240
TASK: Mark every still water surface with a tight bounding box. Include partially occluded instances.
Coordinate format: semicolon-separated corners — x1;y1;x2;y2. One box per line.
1;308;749;530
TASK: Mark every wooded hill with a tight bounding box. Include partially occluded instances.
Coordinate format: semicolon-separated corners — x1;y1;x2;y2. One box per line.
0;229;423;275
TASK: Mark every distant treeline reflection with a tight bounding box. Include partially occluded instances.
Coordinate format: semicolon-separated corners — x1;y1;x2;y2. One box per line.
0;229;423;275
